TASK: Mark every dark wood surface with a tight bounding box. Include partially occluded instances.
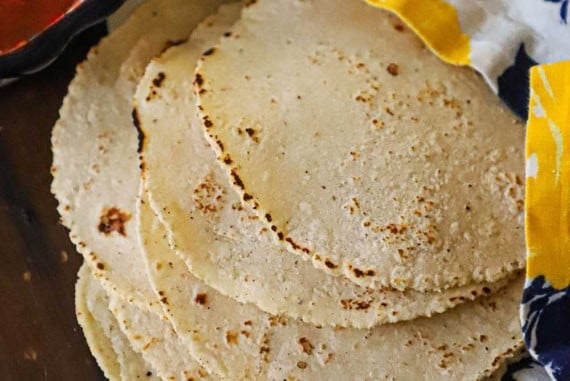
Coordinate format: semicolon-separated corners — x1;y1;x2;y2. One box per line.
0;25;107;381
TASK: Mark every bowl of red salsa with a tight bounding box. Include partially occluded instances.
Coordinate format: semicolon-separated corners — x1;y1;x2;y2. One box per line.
0;0;124;79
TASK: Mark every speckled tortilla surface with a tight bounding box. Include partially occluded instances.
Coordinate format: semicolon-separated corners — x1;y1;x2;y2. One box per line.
195;0;526;291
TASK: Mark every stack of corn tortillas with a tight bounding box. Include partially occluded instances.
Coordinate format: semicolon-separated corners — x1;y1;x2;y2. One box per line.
52;0;528;379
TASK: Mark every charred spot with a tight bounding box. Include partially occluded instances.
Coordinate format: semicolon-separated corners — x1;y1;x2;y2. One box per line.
260;346;270;354
160;296;168;305
351;266;376;278
223;155;233;165
203;47;216;56
244;127;259;143
243;193;253;201
160;38;186;54
194;73;204;87
152;72;166;87
132;108;145;154
271;225;277;232
340;299;371;310
98;207;131;236
230;170;245;189
216;140;224;151
394;23;405;32
223;32;232;37
285;237;310;254
146;371;153;377
299;337;314;355
203;116;213;128
387;63;399;76
195;293;208;305
482;286;492;294
96;262;105;270
324;259;338;269
277;232;284;240
265;213;272;222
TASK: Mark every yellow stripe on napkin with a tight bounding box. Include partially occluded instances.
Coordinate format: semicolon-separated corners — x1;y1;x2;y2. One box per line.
365;0;470;65
526;62;570;290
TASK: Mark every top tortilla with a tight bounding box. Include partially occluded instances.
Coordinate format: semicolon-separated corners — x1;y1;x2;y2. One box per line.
195;0;526;291
51;0;231;311
137;2;509;329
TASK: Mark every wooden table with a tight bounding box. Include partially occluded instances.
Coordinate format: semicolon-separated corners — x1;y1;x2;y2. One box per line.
0;25;107;381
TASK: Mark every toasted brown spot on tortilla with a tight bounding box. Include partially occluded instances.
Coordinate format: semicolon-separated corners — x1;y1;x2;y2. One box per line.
324;259;338;269
195;293;208;305
194;73;204;86
351;266;376;278
297;361;307;369
387;63;399;76
142;338;158;351
96;262;105;270
299;337;314;355
98;207;131;236
245;127;259;143
203;116;213;128
203;47;216;56
230;170;245;189
243;193;253;201
225;331;239;345
285;237;311;254
152;72;166;87
132;108;145;154
340;299;371;310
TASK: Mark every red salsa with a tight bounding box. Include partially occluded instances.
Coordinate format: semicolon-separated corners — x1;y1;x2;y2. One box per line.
0;0;79;53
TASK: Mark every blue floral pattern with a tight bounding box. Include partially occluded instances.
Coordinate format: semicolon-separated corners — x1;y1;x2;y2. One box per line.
521;277;570;380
